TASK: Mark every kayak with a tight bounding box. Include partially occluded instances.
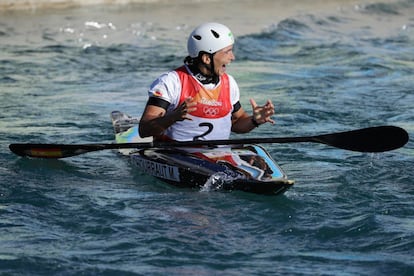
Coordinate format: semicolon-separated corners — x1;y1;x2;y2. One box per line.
111;111;294;195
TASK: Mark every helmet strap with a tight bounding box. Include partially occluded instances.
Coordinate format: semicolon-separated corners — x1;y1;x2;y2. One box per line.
208;53;218;80
187;53;219;84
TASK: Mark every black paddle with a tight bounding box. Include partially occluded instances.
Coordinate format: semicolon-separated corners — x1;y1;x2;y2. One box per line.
9;126;409;159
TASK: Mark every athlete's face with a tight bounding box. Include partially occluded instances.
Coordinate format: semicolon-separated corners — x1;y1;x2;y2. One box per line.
212;45;235;76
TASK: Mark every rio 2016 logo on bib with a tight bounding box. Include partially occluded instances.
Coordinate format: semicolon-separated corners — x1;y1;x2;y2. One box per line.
202;106;220;116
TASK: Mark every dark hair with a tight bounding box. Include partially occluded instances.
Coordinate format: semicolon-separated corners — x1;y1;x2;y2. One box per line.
184;55;196;66
184;51;213;66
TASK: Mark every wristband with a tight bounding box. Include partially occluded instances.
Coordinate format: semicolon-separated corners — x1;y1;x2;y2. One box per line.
251;117;260;127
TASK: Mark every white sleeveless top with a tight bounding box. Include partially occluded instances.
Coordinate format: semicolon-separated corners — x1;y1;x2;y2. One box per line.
148;65;240;141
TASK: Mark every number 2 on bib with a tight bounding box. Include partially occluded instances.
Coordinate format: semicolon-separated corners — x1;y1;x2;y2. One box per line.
193;122;213;141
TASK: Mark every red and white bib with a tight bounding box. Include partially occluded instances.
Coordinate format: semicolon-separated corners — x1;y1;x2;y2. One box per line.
165;66;233;141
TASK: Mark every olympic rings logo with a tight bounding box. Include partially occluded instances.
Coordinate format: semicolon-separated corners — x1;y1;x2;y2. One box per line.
203;106;220;116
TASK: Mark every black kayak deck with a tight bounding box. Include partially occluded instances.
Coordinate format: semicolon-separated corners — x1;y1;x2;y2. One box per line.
111;111;294;195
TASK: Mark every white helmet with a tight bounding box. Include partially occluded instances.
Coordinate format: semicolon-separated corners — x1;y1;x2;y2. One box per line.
187;22;234;58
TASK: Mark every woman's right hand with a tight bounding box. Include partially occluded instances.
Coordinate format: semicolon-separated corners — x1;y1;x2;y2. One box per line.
173;97;197;121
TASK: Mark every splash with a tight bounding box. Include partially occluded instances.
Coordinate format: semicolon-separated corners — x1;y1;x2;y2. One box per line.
200;171;244;192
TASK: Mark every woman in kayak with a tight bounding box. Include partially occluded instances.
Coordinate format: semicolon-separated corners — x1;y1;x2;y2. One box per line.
139;22;275;141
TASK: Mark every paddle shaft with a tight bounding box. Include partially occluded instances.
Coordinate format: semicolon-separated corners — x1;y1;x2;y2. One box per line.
9;126;409;159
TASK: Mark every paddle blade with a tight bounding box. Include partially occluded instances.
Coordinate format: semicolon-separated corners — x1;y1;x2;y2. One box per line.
8;143;103;158
313;126;409;152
